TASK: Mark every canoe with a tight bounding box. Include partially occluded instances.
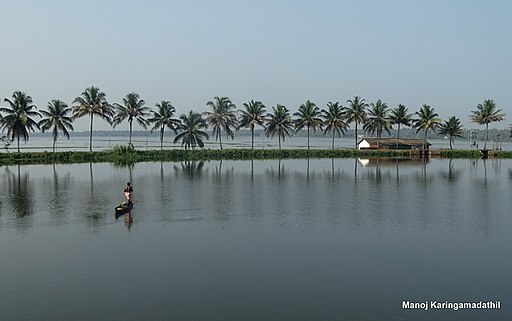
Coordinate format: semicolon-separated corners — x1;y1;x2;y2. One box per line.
115;202;133;217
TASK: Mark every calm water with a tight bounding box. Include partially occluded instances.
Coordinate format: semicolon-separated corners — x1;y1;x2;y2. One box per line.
0;158;511;321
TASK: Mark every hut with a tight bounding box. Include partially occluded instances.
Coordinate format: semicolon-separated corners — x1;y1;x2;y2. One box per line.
357;138;431;150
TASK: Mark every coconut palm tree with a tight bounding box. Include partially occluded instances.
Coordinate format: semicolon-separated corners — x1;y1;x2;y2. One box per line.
413;104;441;151
38;99;74;153
203;96;237;150
148;101;181;150
174;110;209;149
321;101;347;149
294;100;323;150
72;86;113;151
438;116;464;150
112;92;151;146
363;99;391;148
239;100;266;149
344;96;368;148
470;99;506;150
0;91;41;152
264;104;293;150
390;104;413;148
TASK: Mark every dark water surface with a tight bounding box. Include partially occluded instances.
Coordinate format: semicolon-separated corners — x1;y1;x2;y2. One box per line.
1;158;511;321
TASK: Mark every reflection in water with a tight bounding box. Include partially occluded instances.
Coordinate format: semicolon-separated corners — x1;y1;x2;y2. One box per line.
173;161;205;180
439;158;461;182
124;211;133;230
4;165;34;231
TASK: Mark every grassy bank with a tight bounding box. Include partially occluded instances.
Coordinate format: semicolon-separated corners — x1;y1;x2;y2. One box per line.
1;146;511;165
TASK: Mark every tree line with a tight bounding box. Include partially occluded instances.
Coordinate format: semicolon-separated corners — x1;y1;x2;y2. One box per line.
0;86;507;152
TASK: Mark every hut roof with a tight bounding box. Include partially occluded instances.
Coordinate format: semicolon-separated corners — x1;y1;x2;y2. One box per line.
358;138;431;146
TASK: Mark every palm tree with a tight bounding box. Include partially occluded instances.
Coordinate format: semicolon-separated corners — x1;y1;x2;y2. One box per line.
174;110;209;149
203;96;237;150
321;101;347;149
344;96;368;148
363;99;391;148
38;99;74;153
413;104;441;151
239;100;266;149
470;99;506;150
294;100;323;149
72;86;113;151
390;104;413;148
264;104;293;150
0;91;41;152
112;92;151;146
438;116;464;150
148;101;181;150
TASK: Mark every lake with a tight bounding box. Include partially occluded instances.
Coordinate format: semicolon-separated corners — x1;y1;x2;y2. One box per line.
0;158;511;320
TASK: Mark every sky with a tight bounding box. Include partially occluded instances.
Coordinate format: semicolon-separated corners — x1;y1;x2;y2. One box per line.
0;0;511;131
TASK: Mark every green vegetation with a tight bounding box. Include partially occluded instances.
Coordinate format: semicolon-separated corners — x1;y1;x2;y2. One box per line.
112;92;150;146
294;100;323;150
264;104;293;150
38;100;74;153
438;116;464;150
413;105;442;151
239;100;266;150
470;99;506;150
0;87;508;155
0;91;41;152
72;86;113;152
2;147;512;166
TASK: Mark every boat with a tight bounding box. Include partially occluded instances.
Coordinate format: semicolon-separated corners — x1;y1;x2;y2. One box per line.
115;201;133;218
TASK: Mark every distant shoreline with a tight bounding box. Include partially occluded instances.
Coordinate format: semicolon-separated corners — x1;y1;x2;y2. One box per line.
0;148;509;166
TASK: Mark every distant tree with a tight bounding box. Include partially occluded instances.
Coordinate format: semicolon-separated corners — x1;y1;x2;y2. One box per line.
38;99;74;153
470;99;506;150
413;104;442;151
344;96;368;148
294;100;323;150
0;91;41;152
72;86;113;151
239;100;266;150
363;99;391;148
203;96;237;150
389;104;413;148
438;116;464;150
148;101;181;150
112;92;150;146
321;101;347;149
264;104;293;150
174;110;209;150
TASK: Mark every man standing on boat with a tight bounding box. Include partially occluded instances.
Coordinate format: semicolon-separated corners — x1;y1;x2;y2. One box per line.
124;182;133;203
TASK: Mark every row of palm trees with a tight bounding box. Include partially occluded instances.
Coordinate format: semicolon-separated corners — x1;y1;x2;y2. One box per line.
0;86;507;152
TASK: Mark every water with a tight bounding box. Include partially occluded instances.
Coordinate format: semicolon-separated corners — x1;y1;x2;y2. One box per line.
0;159;511;320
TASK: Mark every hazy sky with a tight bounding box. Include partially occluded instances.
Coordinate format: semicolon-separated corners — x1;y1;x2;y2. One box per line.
1;0;510;131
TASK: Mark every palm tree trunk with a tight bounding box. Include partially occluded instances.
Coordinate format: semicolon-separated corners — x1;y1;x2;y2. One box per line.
396;124;401;149
53;128;58;153
17;135;20;153
251;127;254;150
424;129;428;152
279;135;281;150
484;123;489;150
219;131;223;150
160;126;164;150
89;113;94;152
332;130;335;150
307;125;310;150
354;122;358;149
129;120;133;146
449;135;453;149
